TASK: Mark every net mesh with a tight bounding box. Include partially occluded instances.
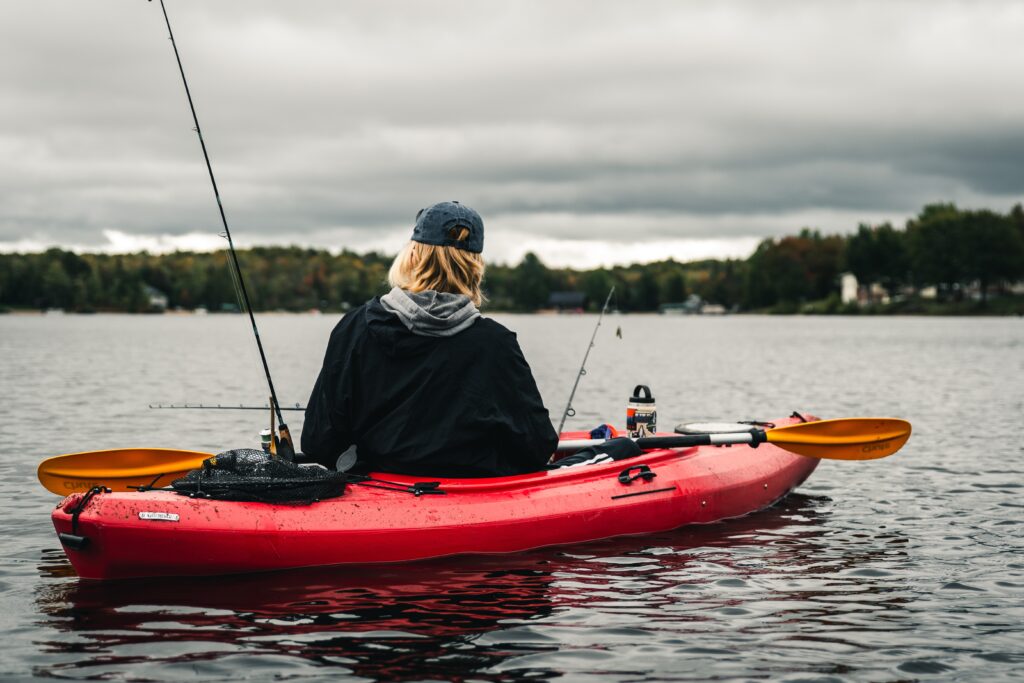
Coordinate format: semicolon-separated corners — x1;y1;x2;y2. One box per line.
171;449;347;504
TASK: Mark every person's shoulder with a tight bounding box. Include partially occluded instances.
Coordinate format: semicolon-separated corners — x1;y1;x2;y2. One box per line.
464;316;523;355
329;300;374;340
469;315;516;341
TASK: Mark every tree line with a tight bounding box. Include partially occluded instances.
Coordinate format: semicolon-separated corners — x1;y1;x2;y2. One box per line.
1;203;1022;314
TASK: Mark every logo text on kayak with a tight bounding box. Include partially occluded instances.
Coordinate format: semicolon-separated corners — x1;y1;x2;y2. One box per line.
139;511;180;522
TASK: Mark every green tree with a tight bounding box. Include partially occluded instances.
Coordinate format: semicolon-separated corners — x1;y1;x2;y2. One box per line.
663;271;687;303
512;252;550;310
743;231;843;308
635;269;660;311
845;222;909;301
581;269;614;311
40;260;72;309
906;203;965;297
872;223;910;293
1009;203;1024;250
845;224;880;296
960;210;1024;302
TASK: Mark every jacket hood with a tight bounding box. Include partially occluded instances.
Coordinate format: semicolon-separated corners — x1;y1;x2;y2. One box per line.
380;287;480;337
366;288;480;357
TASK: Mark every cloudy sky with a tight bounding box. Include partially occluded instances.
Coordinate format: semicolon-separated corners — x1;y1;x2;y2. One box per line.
2;1;1022;267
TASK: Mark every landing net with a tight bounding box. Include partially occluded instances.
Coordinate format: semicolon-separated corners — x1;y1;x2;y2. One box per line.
171;449;347;504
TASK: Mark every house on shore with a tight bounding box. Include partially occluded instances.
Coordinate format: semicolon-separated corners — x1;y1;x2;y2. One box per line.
143;285;168;311
548;291;586;313
660;294;725;315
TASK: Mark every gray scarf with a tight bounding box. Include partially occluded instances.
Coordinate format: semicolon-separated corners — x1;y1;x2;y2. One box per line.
379;287;480;337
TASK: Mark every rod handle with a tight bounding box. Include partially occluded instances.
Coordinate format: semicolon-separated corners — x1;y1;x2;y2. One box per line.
276;424;296;462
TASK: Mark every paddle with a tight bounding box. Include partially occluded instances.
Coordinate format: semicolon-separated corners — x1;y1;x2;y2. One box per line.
556;417;912;461
37;418;911;496
37;448;212;496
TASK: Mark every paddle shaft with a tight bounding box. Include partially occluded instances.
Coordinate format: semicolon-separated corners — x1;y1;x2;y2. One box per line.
556;431;765;452
555;418;911;461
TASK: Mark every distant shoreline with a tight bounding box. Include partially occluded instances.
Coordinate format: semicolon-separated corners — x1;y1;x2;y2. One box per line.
4;302;1021;318
3;202;1022;316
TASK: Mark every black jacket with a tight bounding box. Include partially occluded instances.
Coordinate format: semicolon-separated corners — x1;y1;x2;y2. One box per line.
301;298;558;477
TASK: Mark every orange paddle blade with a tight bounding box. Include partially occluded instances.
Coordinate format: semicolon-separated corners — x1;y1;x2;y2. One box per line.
767;418;911;460
37;447;211;496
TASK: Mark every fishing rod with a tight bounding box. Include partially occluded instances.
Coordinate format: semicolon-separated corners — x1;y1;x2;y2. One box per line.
150;404;306;411
152;0;296;459
557;286;615;435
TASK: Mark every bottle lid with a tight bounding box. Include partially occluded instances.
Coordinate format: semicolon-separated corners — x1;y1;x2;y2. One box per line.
630;384;655;403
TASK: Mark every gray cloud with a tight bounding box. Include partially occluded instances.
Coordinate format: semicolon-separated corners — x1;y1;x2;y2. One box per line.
1;1;1022;264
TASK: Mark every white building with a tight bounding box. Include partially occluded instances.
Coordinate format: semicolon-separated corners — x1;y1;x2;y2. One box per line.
840;272;858;304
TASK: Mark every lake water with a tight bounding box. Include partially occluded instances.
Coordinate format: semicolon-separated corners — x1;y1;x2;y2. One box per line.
1;313;1021;681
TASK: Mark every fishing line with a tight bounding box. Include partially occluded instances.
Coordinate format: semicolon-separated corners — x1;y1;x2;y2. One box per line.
223;240;248;314
153;0;295;459
557;286;616;434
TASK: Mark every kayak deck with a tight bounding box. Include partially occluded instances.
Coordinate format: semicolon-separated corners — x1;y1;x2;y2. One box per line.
52;416;819;580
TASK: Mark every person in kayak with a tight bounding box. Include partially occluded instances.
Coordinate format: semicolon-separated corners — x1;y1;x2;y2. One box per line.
301;200;559;477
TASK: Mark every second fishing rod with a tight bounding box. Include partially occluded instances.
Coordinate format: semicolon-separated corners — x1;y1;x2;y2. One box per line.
154;0;295;459
557;287;616;434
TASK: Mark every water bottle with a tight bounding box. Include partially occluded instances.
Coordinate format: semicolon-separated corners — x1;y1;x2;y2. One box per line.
626;385;657;438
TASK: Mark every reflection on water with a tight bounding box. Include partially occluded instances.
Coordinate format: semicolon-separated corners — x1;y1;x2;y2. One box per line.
31;494;922;681
38;561;555;680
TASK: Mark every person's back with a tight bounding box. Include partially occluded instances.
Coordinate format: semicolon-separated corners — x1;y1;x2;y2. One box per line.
301;201;558;477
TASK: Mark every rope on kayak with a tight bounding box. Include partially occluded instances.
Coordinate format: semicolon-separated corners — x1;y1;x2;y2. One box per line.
133;475;446;498
68;486;110;536
347;476;446;496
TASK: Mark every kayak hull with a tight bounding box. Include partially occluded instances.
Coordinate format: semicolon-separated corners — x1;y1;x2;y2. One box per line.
52;416;819;580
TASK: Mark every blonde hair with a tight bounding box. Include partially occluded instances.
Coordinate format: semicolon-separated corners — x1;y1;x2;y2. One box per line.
388;227;486;306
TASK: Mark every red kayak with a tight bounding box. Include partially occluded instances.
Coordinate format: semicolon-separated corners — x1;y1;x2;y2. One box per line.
52;415;819;580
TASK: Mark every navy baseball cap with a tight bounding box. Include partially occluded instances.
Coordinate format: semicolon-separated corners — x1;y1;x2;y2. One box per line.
411;201;484;253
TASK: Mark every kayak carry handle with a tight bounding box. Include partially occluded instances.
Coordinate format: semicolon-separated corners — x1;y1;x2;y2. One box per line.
58;533;90;551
